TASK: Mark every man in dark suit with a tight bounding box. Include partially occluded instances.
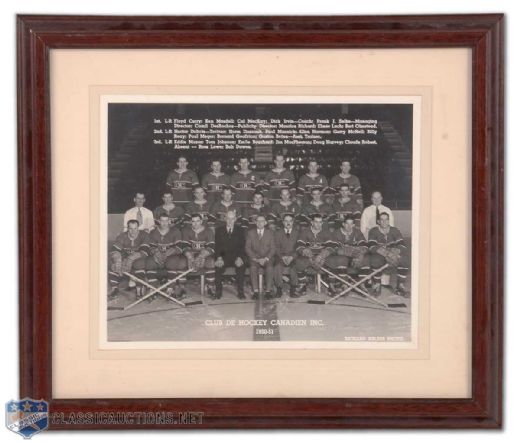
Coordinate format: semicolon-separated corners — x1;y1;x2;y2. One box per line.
274;213;300;298
214;210;246;300
245;214;276;299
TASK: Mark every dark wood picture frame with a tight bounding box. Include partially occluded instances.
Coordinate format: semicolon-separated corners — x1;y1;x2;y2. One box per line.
17;14;504;429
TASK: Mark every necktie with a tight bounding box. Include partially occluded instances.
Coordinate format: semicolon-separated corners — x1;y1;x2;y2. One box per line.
137;208;143;225
258;230;263;238
375;206;380;222
228;228;232;235
286;230;290;237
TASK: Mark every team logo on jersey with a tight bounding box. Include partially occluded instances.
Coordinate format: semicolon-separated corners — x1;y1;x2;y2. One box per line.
6;398;49;438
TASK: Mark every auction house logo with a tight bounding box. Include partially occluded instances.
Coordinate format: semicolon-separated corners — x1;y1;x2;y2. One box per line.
6;398;49;438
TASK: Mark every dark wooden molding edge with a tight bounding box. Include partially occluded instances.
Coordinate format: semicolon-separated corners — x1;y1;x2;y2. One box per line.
17;14;504;429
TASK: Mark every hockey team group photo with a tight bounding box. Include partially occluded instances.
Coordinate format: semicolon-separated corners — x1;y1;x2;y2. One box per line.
105;101;414;344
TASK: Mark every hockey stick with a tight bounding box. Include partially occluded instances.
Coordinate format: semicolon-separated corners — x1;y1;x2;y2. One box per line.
320;266;406;308
111;268;195;310
324;266;408;308
308;264;388;304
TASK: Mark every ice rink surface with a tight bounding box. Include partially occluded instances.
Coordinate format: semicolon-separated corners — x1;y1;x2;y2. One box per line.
108;282;411;342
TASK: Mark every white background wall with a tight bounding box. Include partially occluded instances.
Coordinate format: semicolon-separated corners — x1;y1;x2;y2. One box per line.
0;0;517;441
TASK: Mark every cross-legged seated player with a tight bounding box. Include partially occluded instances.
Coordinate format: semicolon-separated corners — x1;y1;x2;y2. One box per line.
108;219;150;298
132;213;183;299
166;213;216;298
325;215;369;294
367;212;410;297
294;214;334;296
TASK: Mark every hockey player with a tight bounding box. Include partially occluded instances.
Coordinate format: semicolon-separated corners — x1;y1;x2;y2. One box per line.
108;219;150;298
201;159;230;205
294;214;335;296
263;154;295;204
210;186;242;226
166;213;216;297
331;184;363;228
270;188;300;228
132;213;183;298
165;156;199;205
367;212;410;297
297;160;328;202
230;157;259;206
241;192;272;230
302;188;333;227
153;191;185;228
184;186;212;226
330;160;363;204
326;215;369;293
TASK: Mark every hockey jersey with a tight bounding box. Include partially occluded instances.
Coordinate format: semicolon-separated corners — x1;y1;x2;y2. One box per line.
230;171;259;205
111;230;150;257
180;227;215;256
147;227;183;254
297;174;328;198
165;169;199;204
329;173;362;198
184;201;212;224
270;201;300;222
241;204;273;229
368;226;406;252
331;199;363;226
153;204;185;227
201;172;230;203
296;228;335;255
330;227;367;249
263;169;295;202
210;201;242;225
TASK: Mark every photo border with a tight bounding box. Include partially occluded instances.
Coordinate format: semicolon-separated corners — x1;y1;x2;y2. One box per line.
98;93;421;350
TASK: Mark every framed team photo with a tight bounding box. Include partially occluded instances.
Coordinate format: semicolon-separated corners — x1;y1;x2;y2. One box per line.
18;14;503;429
101;95;419;349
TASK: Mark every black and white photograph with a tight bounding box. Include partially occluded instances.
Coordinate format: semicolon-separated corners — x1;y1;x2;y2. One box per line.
102;96;420;348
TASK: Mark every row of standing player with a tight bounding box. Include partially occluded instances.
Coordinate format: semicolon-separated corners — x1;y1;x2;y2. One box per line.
122;155;395;238
162;155;363;208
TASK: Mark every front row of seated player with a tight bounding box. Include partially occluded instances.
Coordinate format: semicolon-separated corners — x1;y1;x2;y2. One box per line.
109;210;410;301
